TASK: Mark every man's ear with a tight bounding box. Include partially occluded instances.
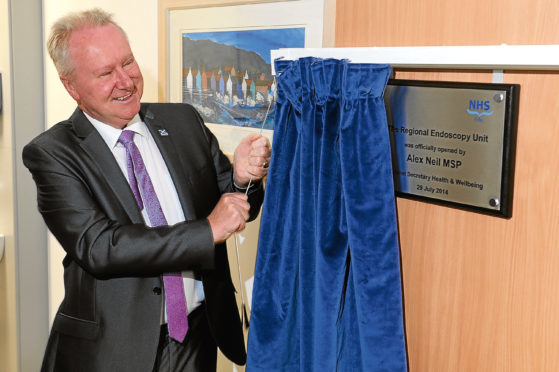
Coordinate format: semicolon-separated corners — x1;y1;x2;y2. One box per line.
60;75;80;102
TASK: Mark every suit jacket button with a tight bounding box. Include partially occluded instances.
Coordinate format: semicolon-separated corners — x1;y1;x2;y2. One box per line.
153;287;161;295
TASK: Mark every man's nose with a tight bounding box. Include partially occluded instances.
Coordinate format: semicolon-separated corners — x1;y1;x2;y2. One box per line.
114;67;134;89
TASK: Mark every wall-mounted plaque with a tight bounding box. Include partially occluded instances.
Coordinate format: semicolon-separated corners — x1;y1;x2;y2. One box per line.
384;79;519;218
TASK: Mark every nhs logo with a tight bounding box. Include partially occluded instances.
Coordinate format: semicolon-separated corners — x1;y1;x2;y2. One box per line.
466;100;493;122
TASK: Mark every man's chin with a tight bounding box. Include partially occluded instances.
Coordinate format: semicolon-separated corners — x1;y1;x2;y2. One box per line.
115;102;141;120
107;111;141;128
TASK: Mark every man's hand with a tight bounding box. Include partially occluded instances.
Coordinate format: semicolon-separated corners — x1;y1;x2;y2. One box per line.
233;134;271;187
207;193;250;244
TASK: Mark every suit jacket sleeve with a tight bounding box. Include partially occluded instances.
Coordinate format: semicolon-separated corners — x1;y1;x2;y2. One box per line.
22;105;264;280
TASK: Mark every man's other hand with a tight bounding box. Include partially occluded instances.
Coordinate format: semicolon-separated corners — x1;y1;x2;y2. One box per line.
233;134;271;187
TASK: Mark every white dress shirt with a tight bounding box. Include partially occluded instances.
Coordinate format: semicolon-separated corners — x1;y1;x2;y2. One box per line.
86;112;205;317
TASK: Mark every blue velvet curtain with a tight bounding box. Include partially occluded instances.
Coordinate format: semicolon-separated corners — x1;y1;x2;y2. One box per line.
247;58;407;371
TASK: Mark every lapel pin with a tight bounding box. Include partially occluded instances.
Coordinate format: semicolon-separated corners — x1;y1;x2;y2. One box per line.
158;129;169;136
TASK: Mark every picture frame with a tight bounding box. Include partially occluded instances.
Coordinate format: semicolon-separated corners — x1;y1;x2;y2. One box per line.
158;0;334;154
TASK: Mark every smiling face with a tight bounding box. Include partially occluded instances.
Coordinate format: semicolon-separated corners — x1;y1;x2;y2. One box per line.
61;23;143;129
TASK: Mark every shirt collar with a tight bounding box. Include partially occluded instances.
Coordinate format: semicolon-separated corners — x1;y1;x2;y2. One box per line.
84;112;147;149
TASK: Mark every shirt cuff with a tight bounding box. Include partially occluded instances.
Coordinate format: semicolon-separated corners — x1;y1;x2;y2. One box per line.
233;180;252;190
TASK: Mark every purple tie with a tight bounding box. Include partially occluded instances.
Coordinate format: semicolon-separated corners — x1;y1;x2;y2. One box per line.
118;130;189;342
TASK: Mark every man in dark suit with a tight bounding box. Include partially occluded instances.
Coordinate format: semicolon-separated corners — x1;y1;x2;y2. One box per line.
22;8;270;372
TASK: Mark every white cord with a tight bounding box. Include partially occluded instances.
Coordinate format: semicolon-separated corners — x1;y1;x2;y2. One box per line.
234;77;276;329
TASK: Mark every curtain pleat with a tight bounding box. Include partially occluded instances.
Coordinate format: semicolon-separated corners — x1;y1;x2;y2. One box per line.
247;58;407;371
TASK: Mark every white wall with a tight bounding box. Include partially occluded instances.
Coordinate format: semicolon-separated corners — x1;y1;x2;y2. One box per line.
43;0;159;323
0;0;18;369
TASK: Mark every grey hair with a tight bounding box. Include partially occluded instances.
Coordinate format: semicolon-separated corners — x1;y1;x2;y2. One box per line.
47;8;127;77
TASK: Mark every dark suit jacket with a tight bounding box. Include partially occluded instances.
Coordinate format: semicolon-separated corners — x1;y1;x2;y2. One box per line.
22;103;263;371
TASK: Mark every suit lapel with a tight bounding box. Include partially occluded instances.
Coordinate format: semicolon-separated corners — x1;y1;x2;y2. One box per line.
140;104;198;220
71;109;144;224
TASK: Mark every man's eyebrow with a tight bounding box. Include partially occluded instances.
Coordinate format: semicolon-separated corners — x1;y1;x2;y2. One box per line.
93;65;114;75
93;55;135;74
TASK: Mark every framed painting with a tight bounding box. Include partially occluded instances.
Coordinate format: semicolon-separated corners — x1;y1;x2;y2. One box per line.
161;0;328;154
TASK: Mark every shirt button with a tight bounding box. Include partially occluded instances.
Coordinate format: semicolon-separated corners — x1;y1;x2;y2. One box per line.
153;287;161;295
